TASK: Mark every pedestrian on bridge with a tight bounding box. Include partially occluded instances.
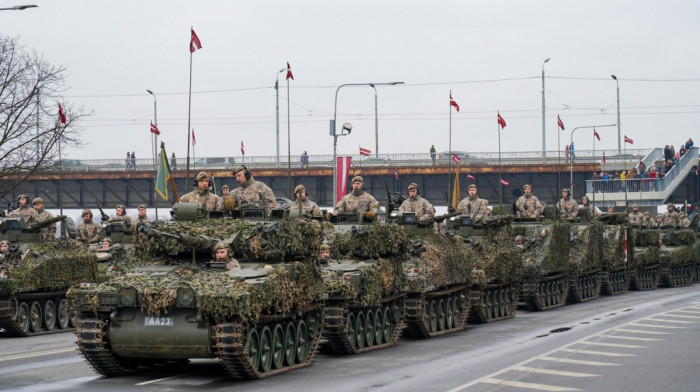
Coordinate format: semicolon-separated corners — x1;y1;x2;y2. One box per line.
430;145;436;166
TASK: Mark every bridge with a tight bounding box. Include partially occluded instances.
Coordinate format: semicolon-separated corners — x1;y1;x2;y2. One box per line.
2;148;698;210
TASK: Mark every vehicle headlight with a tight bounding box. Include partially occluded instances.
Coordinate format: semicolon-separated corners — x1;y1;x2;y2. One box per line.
118;286;137;306
176;287;196;307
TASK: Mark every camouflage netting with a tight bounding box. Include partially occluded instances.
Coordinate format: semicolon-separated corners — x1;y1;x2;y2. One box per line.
136;218;322;262
634;229;660;247
73;262;323;323
512;221;570;281
601;225;636;271
660;229;696;246
659;246;694;266
405;234;473;292
465;227;522;285
1;239;101;297
568;221;604;276
325;223;410;260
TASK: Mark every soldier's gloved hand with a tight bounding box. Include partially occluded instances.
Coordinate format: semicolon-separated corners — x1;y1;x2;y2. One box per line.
223;195;236;211
364;211;376;220
325;212;333;220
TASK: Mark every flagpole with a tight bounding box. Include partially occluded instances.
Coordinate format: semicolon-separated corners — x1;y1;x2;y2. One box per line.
557;117;561;196
498;118;502;207
624;138;628;207
186;27;194;194
593;130;596;206
287;73;292;198
448;90;452;209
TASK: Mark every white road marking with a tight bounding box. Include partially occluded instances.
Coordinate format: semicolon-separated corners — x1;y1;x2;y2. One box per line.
512;366;600;378
0;348;76;362
657;313;700;319
646;317;697;324
614;328;672;335
558;348;635;357
481;378;580;391
597;335;662;341
576;341;645;348
135;375;184;386
672;310;700;314
538;356;620;366
630;323;685;329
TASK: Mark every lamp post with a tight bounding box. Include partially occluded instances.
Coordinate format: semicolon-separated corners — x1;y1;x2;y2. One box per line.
332;81;404;204
541;58;550;160
0;4;37;10
569;124;616;198
611;75;621;153
147;89;159;219
274;68;285;162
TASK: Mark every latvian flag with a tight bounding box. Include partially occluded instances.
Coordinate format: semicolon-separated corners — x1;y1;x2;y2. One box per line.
360;147;371;157
451;153;460;164
500;179;509;186
624;135;634;144
467;174;476;181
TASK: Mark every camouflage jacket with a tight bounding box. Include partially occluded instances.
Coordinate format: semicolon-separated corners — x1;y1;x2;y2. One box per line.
662;211;680;228
680;217;690;228
35;209;57;240
628;211;644;226
580;204;599;220
289;199;321;216
108;214;132;227
516;194;543;218
8;206;38;225
458;196;487;223
334;191;379;214
132;215;151;230
399;196;435;221
231;179;276;209
180;189;221;212
555;197;579;219
76;220;102;243
642;218;657;228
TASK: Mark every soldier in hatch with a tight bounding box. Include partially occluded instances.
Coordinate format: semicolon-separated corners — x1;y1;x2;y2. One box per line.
289;185;321;216
107;204;132;226
399;183;435;221
662;203;680;228
555;188;579;220
458;184;487;223
230;166;276;209
76;209;102;244
32;197;56;240
132;204;150;230
214;242;240;271
515;184;543;218
179;171;220;212
8;194;38;225
627;204;643;227
329;176;379;221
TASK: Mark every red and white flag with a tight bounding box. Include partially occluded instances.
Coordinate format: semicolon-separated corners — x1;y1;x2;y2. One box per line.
623;229;628;262
450;92;460;112
150;122;160;135
241;141;245;155
593;129;600;141
602;151;606;165
286;62;294;81
394;170;399;180
497;112;506;129
58;104;66;124
500;178;509;186
191;129;196;145
557;115;565;131
336;156;353;204
638;159;643;169
624;135;634;144
451;153;460;164
359;147;371;157
190;28;202;53
467;174;476;181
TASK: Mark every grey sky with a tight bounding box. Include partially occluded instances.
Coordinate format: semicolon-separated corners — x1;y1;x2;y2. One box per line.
3;0;698;161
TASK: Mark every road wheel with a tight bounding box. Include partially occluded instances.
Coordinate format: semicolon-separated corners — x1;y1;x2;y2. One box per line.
382;307;392;340
29;301;42;333
355;311;366;349
271;324;284;370
365;310;375;347
296;320;309;363
246;328;260;371
445;298;454;329
283;322;296;366
374;308;384;345
43;300;56;331
346;311;357;348
57;299;70;330
16;302;30;335
259;326;272;373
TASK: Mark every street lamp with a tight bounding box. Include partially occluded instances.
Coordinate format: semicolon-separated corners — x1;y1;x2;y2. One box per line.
569;124;616;198
274;68;285;162
146;90;158;165
611;75;621;153
541;58;550;160
0;4;37;10
331;81;404;204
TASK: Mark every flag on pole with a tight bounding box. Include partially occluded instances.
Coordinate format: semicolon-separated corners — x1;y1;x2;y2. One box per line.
557;115;565;131
602;151;606;165
286;62;294;80
500;179;509;186
155;143;172;200
191;129;196;145
450;92;460;112
451;153;461;164
638;159;644;169
190;28;202;53
359;147;371;156
594;129;600;141
394;170;399;180
150;122;160;135
241;141;245;155
467;174;476;181
336;156;352;204
623;228;628;262
58;104;66;124
624;135;634;144
497;112;506;129
451;171;460;211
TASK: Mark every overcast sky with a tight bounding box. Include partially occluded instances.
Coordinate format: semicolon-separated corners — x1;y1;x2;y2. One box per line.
3;0;698;161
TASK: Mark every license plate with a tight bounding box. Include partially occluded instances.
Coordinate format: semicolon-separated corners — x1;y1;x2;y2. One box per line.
144;316;174;327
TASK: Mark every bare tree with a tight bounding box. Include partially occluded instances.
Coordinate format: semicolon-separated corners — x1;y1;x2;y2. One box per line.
0;35;85;202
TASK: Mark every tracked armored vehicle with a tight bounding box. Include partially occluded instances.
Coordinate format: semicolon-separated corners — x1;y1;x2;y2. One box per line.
1;215;100;336
71;203;325;379
566;219;604;303
597;213;636;295
631;227;661;290
657;228;696;287
320;213;407;353
447;215;521;323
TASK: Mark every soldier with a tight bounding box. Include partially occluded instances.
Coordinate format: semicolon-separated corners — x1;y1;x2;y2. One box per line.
290;185;321;216
132;204;150;230
607;206;615;214
76;209;102;244
458;184;487;223
221;184;230;197
515;184;543;218
8;194;38;225
514;235;524;249
214;242;240;271
230;166;276;209
101;237;114;251
0;240;9;265
679;212;690;228
662;203;680;228
319;243;331;259
555;188;579;220
655;215;663;227
399;183;435;222
642;211;654;228
627;204;643;227
107;204;132;226
32;197;56;240
179;171;220;212
580;195;599;220
329;176;379;221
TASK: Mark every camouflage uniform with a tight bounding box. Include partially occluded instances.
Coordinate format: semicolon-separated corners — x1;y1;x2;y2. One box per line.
290;199;321;216
8;205;38;225
516;194;543;218
231;179;276;209
662;210;680;228
334;190;379;215
458;196;487;223
76;219;102;244
555;196;579;219
108;214;132;227
680;216;690;228
628;211;644;226
399;196;435;221
35;209;57;240
580;204;599;220
180;188;221;212
132;214;151;230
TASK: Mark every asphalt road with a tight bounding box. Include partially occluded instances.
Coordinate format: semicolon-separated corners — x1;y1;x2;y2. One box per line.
1;285;698;392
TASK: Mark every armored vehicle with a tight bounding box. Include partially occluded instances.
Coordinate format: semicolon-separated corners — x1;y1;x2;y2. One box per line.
320;213;407;353
657;228;696;287
447;215;521;323
631;227;661;290
71;203;325;379
1;215;100;336
390;211;477;337
597;213;635;295
566;219;604;303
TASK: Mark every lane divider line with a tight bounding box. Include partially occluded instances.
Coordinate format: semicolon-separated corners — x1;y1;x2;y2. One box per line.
511;366;600;378
629;323;686;329
0;348;76;362
576;341;646;349
135;375;184;386
645;318;696;324
558;348;635;357
480;377;580;391
538;357;620;366
597;335;662;341
613;328;672;335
